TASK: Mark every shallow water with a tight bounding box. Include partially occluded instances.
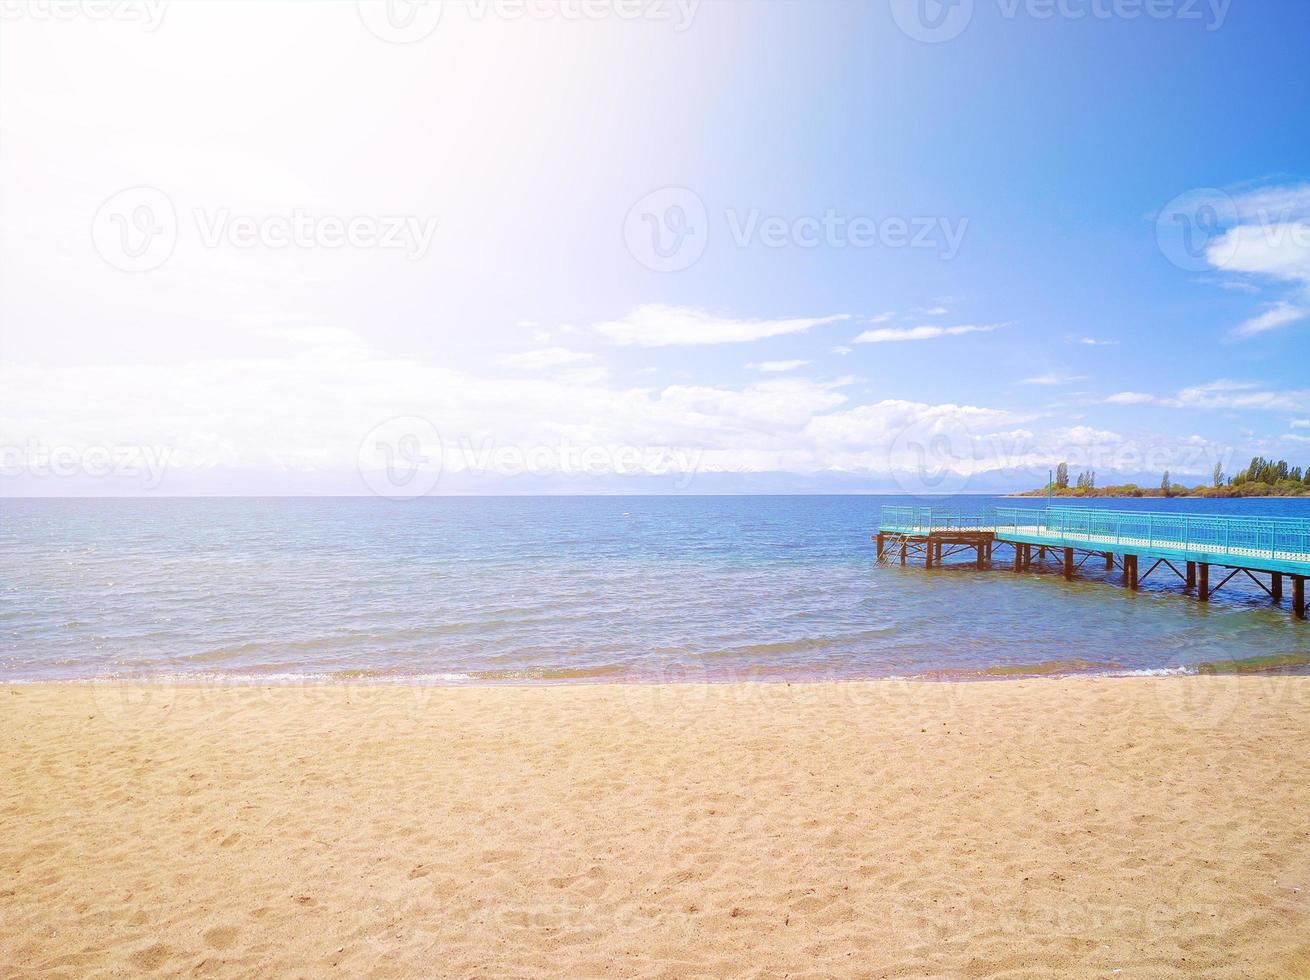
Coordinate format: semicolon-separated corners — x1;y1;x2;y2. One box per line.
1;495;1307;682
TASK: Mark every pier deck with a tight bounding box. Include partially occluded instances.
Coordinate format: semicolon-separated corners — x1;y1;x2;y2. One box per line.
875;505;1309;620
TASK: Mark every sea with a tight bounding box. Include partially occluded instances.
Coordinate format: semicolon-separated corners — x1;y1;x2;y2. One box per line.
2;495;1307;683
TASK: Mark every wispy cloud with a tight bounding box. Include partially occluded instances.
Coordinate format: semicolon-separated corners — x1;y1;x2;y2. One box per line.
1163;379;1310;413
1076;336;1118;346
1106;391;1155;405
1021;372;1086;386
1200;183;1310;339
746;359;812;373
500;347;603;371
594;305;849;347
853;323;1000;344
1231;299;1307;337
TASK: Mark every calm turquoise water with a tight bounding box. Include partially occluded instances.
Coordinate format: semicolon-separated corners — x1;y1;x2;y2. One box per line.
1;495;1307;683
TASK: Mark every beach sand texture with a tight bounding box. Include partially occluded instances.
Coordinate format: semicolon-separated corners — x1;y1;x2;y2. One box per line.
3;677;1310;978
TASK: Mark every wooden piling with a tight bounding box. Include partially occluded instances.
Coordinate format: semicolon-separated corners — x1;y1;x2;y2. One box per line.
1104;552;1113;570
1186;561;1196;590
925;539;934;569
1013;546;1022;572
1294;577;1306;620
1063;547;1074;580
875;533;885;560
1198;563;1209;601
1272;572;1283;602
1125;555;1138;590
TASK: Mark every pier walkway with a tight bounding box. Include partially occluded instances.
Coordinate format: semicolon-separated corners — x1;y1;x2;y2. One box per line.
875;505;1309;620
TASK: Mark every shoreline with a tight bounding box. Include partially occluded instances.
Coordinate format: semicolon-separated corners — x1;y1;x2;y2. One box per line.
5;677;1310;976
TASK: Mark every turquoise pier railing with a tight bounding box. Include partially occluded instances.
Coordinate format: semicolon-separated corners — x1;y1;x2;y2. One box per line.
991;506;1310;572
878;506;999;533
879;504;1310;573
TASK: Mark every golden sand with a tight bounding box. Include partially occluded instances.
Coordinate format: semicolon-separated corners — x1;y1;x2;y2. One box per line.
3;677;1310;978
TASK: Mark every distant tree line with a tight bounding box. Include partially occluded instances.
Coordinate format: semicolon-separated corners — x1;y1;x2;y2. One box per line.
1024;455;1310;498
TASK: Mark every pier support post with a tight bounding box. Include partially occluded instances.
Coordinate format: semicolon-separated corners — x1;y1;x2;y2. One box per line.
900;540;907;565
1198;563;1209;601
1063;547;1074;580
1272;572;1283;602
1125;555;1138;590
925;539;934;569
1104;552;1113;570
876;533;885;560
1294;578;1306;620
976;543;986;569
1186;561;1196;590
1013;545;1022;572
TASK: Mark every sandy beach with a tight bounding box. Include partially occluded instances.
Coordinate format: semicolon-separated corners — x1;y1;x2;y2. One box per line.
3;677;1310;978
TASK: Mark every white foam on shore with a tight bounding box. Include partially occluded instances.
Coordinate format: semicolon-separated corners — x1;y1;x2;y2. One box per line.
1104;666;1197;677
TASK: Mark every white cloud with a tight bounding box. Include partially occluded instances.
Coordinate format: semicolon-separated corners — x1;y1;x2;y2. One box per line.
500;347;601;371
1231;300;1307;337
1021;372;1085;386
1163;379;1310;413
853;323;1000;343
1106;391;1155;405
593;304;849;347
1205;184;1310;338
1289;419;1310;429
1077;336;1118;346
746;359;812;373
830;346;853;356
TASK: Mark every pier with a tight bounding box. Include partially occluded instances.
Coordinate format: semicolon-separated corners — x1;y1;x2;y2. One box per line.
875;506;1309;621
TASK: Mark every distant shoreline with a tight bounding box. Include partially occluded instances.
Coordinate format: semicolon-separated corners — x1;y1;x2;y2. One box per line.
1005;493;1309;500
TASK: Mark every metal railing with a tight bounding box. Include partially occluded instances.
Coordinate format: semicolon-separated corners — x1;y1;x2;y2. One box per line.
992;505;1310;563
878;505;999;533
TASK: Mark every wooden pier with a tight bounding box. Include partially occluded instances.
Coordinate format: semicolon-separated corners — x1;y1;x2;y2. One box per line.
875;506;1309;621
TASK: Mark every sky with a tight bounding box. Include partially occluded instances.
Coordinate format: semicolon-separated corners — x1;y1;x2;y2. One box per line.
1;0;1308;496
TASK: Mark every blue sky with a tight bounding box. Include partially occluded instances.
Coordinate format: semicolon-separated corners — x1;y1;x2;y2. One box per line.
1;0;1308;495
